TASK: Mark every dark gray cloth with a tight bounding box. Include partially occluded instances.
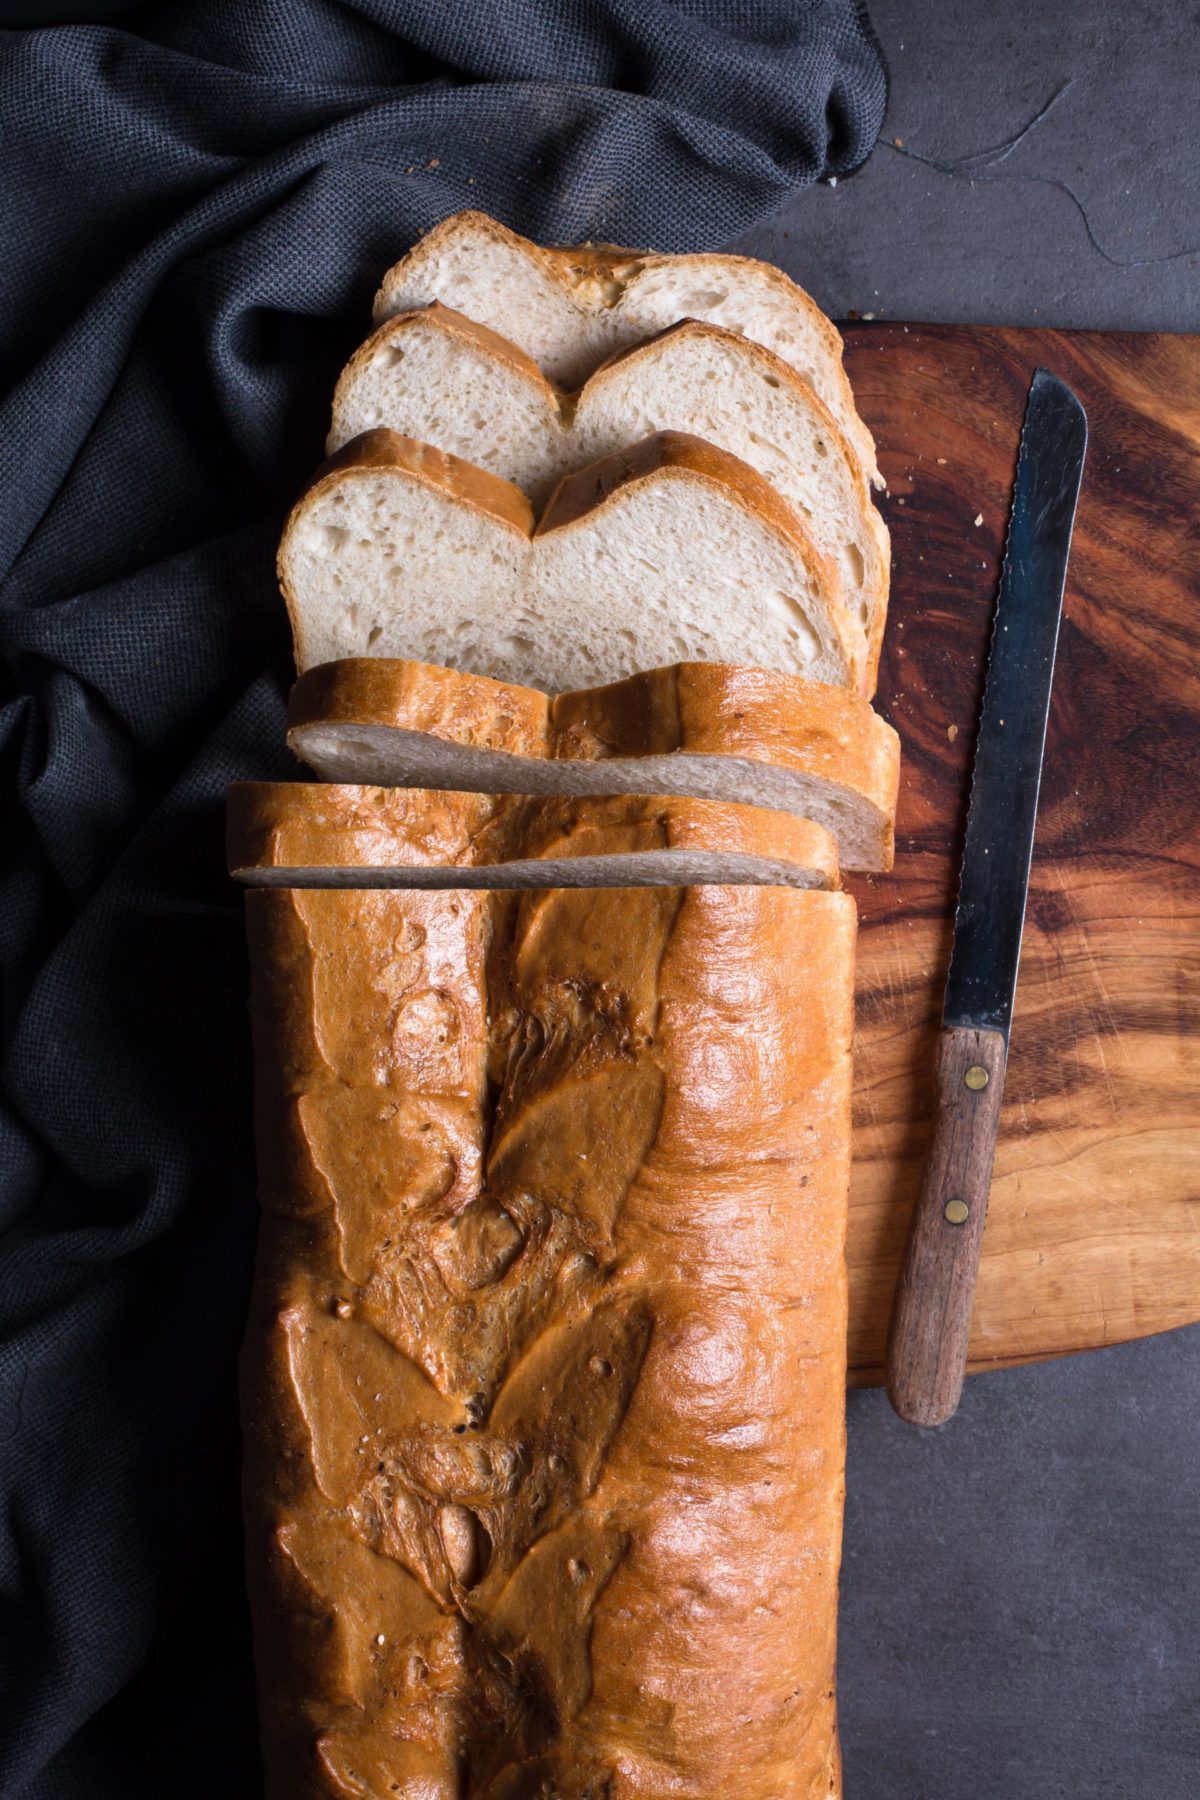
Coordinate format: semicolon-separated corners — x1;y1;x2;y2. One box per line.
0;5;886;1794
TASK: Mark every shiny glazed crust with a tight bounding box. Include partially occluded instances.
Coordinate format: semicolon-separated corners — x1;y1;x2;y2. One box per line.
549;662;898;864
285;657;899;873
288;659;552;760
241;781;854;1795
226;782;842;890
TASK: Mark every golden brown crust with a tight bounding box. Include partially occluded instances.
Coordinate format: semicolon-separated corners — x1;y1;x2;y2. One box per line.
240;777;853;1795
284;657;899;873
289;658;551;759
291;427;537;539
226;781;523;876
551;662;899;869
513;790;842;883
227;781;841;891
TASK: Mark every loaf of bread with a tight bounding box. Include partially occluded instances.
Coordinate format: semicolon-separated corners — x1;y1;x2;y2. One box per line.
327;307;888;673
371;208;881;487
240;786;855;1797
285;657;900;873
279;428;866;695
240;208;891;1796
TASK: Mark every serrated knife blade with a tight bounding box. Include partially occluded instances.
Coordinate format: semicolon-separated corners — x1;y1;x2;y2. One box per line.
943;368;1089;1036
887;368;1088;1428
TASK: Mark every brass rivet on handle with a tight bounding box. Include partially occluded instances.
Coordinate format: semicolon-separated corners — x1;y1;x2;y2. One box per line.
964;1064;990;1090
944;1198;970;1225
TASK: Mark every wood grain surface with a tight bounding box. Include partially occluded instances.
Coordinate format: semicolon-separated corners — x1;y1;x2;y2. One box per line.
841;323;1200;1387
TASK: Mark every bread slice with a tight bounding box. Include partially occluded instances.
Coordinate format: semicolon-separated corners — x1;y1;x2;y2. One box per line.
372;209;881;487
328;302;566;503
226;783;841;892
286;658;899;874
574;324;888;676
328;312;888;681
278;428;866;694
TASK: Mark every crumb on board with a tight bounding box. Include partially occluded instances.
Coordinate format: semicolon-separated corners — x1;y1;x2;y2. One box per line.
974;513;984;526
937;457;947;465
948;724;958;742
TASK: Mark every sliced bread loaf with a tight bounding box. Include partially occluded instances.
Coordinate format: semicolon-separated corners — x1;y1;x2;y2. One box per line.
227;782;841;892
278;428;866;694
371;209;881;487
286;658;899;874
328;311;887;682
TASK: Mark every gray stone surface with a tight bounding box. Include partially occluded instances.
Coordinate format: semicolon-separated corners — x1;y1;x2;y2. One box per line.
735;1;1200;333
840;1333;1200;1798
737;6;1200;1795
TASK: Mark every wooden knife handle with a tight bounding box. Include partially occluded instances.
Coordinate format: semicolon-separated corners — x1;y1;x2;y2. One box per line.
885;1024;1009;1427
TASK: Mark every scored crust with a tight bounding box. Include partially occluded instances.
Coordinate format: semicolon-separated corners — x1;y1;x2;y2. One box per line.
241;863;854;1792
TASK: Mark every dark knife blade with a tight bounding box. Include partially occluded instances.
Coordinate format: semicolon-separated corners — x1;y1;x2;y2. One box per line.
942;368;1088;1037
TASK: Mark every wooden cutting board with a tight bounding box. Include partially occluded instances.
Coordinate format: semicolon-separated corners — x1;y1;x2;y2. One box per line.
839;323;1200;1387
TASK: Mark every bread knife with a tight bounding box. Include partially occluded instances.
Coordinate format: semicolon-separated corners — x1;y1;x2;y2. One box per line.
885;368;1087;1428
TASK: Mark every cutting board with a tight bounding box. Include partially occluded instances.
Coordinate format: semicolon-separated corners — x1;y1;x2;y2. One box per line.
838;323;1200;1387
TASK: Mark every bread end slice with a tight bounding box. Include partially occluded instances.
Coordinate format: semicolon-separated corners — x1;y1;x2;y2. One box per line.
286;657;898;873
228;783;840;893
